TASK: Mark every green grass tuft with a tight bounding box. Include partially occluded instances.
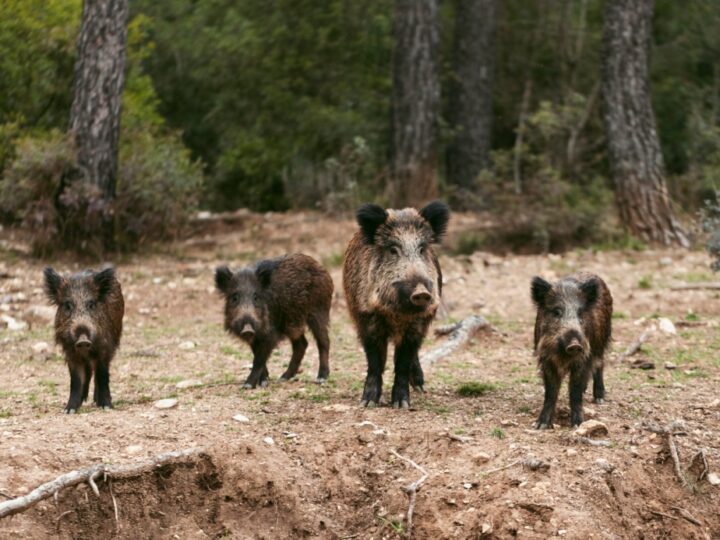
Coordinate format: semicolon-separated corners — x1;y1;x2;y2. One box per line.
457;382;497;397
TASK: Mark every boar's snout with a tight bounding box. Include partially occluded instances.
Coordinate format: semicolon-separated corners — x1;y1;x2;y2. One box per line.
232;318;257;342
560;330;585;356
410;283;432;308
72;324;94;353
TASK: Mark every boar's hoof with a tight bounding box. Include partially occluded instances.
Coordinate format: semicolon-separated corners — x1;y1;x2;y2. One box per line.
392;399;410;409
593;397;605;404
242;383;254;390
64;408;77;414
279;374;294;382
535;421;553;430
102;405;112;411
410;382;424;393
360;399;378;408
315;377;327;385
259;379;269;388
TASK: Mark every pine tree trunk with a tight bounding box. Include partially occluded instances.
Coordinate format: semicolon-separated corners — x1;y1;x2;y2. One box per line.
390;0;440;208
602;0;688;247
69;0;129;203
446;0;496;205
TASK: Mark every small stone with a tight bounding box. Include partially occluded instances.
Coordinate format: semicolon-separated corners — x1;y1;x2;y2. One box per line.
263;436;275;445
664;362;677;370
629;446;639;457
138;307;151;315
566;449;578;457
659;257;672;266
31;341;50;354
472;451;492;464
501;419;518;427
154;398;178;409
152;277;163;285
178;341;196;350
595;458;615;472
583;407;597;418
176;379;203;389
463;482;473;490
658;318;677;335
126;445;143;454
1;315;27;331
558;529;567;536
232;414;250;423
707;473;720;486
481;522;493;535
575;419;609;438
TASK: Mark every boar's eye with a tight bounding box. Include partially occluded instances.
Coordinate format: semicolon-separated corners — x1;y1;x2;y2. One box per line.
419;243;428;255
389;245;401;256
86;300;96;310
253;292;260;303
62;301;74;313
552;307;563;317
230;292;241;304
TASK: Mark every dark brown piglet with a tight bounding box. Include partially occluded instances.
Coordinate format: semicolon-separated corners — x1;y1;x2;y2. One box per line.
531;273;613;428
44;267;124;413
215;253;333;388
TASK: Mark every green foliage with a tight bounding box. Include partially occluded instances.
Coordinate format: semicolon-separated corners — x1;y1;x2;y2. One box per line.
490;427;506;439
456;382;497;397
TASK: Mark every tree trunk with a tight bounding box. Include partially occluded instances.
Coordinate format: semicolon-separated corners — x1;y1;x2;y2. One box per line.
602;0;688;247
69;0;129;204
446;0;496;206
390;0;440;208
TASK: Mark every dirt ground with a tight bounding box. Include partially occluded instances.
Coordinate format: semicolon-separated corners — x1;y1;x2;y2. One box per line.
1;211;719;539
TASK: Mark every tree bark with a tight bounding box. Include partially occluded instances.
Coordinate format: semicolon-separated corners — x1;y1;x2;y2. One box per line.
390;0;440;208
602;0;689;247
445;0;496;204
69;0;129;203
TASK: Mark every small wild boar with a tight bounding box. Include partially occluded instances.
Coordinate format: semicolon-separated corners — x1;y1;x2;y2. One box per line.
44;267;124;413
343;201;450;408
531;273;612;428
215;253;333;388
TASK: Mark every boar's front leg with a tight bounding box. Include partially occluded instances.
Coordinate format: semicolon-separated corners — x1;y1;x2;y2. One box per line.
392;336;422;409
535;360;561;429
280;334;308;381
360;334;387;407
592;361;605;404
94;360;113;409
64;363;87;414
569;363;591;427
245;341;273;389
409;353;424;392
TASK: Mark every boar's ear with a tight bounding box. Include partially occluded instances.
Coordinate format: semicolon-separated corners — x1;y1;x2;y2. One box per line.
215;266;233;294
43;267;65;305
419;201;450;242
531;276;552;307
580;277;599;307
94;267;116;301
255;258;282;288
356;203;388;244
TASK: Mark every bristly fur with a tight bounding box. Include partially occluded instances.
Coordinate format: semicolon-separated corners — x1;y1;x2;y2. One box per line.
215;266;233;294
43;267;65;305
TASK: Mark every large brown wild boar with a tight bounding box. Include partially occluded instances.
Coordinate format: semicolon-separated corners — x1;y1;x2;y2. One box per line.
343;201;450;408
215;253;333;388
531;273;612;428
44;267;124;413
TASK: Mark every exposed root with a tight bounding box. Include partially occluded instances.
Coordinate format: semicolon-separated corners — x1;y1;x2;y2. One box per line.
0;448;203;520
671;506;703;526
390;449;429;538
481;460;521;475
422;315;496;367
619;330;653;361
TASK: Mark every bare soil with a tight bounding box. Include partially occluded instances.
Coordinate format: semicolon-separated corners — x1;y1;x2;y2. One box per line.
1;211;719;539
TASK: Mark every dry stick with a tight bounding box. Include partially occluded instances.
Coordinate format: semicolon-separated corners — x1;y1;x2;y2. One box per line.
421;315;495;368
481;460;521;475
389;449;429;537
618;330;653;362
0;448;202;520
670;282;720;291
670;506;703;526
666;431;688;488
109;480;119;532
447;433;473;444
649;510;678;521
0;490;14;500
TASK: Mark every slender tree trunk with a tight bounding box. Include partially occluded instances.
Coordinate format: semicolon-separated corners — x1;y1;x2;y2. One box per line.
602;0;688;247
69;0;129;205
446;0;496;205
390;0;440;208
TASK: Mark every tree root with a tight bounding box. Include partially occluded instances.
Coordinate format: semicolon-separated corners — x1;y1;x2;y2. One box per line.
0;448;204;520
422;315;496;367
390;449;429;537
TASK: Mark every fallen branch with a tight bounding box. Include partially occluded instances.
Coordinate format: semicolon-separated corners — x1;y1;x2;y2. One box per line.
0;448;203;520
422;315;495;367
481;460;521;475
447;433;473;444
671;506;702;526
642;422;690;488
619;330;653;362
390;449;429;537
670;282;720;291
649;509;678;521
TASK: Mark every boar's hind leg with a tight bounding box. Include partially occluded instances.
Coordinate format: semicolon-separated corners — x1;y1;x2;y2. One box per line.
94;361;113;409
391;337;422;409
280;334;308;381
308;314;330;383
245;341;273;389
64;364;87;414
359;334;387;407
535;362;561;429
410;353;424;392
569;364;591;427
592;361;605;404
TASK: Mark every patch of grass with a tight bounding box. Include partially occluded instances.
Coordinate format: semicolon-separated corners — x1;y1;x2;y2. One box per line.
516;405;531;414
457;382;497;397
220;345;243;358
0;409;12;418
680;272;713;283
490;427;506;439
637;275;653;289
37;380;58;394
592;234;647;253
158;375;184;384
685;312;700;321
322;252;344;268
612;311;629;320
424;402;451;415
452;231;485;256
